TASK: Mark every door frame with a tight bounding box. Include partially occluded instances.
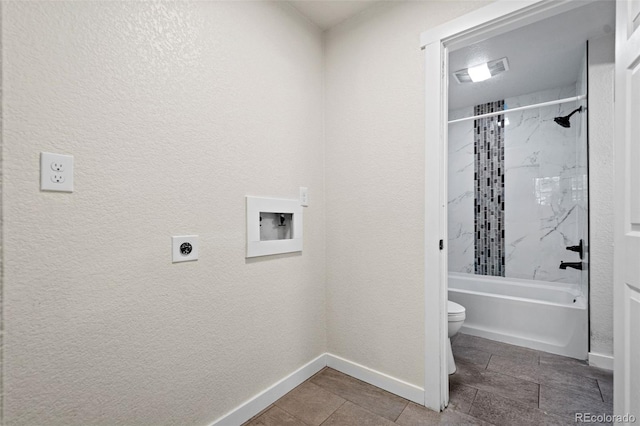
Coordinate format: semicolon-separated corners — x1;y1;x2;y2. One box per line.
419;0;598;411
613;0;640;419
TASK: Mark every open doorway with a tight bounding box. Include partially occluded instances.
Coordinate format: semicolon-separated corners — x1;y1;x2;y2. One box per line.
421;0;615;415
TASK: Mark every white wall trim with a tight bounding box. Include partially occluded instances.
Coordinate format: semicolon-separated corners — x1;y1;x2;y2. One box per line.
210;354;327;426
423;38;449;411
419;0;593;50
210;353;426;425
588;352;614;371
326;354;424;404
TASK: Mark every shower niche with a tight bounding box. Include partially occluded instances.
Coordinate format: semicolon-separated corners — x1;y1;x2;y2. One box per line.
246;196;302;258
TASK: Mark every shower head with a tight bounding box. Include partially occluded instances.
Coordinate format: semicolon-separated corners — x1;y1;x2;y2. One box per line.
554;106;583;128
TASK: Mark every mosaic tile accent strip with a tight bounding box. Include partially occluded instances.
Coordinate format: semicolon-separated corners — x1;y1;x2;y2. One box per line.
474;101;505;277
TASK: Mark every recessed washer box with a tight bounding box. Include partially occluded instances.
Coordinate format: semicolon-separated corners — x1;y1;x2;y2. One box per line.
246;196;302;258
172;235;199;263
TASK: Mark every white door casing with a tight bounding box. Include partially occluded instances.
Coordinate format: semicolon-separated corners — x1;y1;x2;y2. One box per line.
614;0;640;420
421;0;609;412
423;37;449;411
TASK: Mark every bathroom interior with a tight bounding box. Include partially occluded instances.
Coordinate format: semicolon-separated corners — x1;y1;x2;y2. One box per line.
445;0;615;421
1;0;623;425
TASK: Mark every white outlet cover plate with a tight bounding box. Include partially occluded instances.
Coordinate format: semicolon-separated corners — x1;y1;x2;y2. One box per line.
172;235;199;263
41;152;74;192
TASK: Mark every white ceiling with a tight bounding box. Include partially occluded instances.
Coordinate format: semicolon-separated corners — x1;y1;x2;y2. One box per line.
448;1;615;110
287;0;383;30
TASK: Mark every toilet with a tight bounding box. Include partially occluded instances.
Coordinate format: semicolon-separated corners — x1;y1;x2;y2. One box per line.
447;300;466;375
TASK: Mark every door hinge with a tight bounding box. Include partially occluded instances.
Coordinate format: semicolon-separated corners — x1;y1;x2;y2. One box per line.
439;239;444;250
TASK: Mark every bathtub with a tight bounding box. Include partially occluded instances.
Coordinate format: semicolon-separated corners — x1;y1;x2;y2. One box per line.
448;272;588;360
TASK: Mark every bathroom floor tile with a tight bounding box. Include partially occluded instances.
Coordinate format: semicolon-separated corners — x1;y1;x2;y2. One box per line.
451;345;492;369
453;333;539;364
539;352;613;382
321;401;395;426
396;402;491;425
310;368;408;421
274;381;345;425
487;354;603;401
469;390;573;426
448;381;478;414
537;369;603;402
450;359;540;407
486;354;540;382
244;405;309;426
539;384;613;418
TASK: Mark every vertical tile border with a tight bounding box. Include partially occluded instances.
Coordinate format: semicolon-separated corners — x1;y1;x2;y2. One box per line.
474;101;505;277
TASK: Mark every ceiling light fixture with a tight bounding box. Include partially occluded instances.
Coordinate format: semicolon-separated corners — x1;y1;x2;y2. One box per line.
467;63;492;82
453;57;510;84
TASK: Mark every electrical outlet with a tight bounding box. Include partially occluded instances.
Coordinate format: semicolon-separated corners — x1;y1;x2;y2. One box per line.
51;174;65;183
41;152;73;192
172;235;199;263
51;162;65;172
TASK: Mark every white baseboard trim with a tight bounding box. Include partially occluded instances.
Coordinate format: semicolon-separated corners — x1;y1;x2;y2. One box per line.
210;353;327;426
326;353;424;404
588;352;614;371
210;353;425;425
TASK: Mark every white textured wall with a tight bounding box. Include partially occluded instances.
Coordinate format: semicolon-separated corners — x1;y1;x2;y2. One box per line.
324;1;490;387
588;34;615;357
3;2;325;425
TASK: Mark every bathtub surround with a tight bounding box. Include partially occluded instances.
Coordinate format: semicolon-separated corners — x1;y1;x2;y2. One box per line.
449;85;585;286
473;101;505;277
448;111;475;274
505;85;585;286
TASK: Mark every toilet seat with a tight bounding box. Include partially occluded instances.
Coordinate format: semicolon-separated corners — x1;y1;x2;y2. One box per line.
448;301;466;322
448;300;465;314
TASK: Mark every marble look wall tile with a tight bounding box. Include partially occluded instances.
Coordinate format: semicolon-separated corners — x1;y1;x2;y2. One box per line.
448;84;587;286
448;110;475;273
503;84;582;285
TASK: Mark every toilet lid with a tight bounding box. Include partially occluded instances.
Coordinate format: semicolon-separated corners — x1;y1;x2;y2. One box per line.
448;301;465;315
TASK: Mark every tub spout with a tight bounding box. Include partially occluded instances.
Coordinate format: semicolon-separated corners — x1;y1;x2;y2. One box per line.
560;261;583;271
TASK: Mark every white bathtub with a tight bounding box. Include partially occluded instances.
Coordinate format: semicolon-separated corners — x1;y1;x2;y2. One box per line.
448;272;588;360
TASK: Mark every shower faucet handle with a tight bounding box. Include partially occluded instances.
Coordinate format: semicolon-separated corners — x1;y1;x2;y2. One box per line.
565;239;584;260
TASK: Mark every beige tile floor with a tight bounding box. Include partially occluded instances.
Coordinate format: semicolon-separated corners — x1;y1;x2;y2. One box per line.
243;333;613;425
